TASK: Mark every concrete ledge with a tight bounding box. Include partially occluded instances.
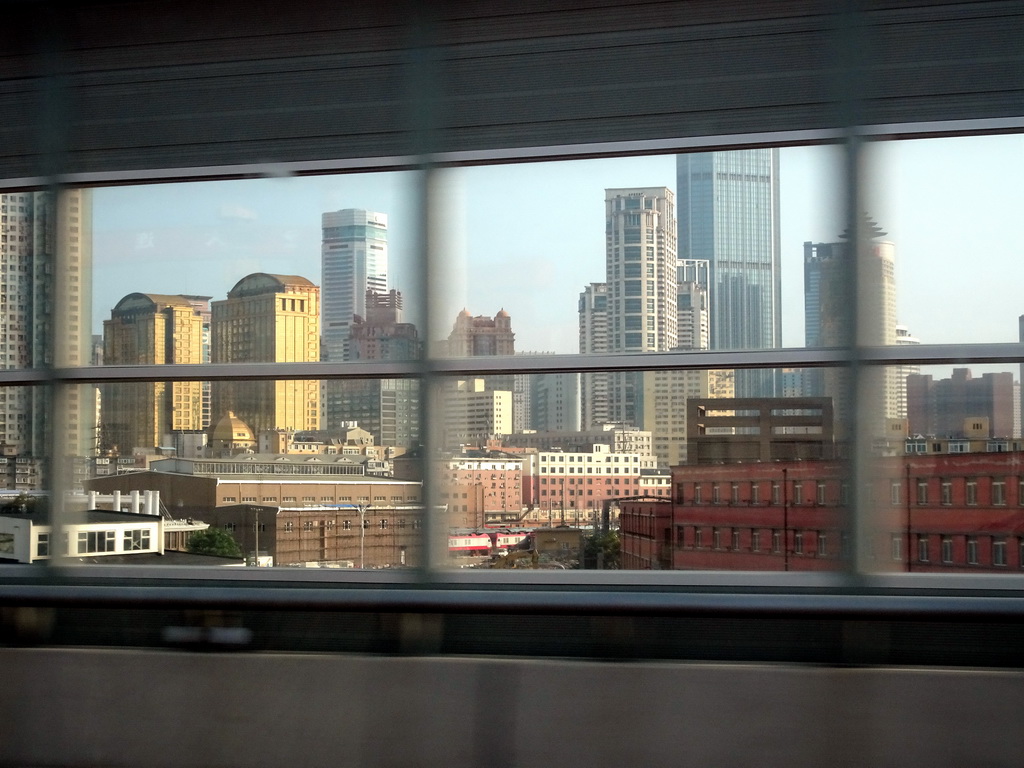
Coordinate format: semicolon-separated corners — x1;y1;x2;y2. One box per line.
3;648;1024;768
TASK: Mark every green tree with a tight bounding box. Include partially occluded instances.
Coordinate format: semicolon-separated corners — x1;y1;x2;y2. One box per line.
186;528;242;558
580;530;620;570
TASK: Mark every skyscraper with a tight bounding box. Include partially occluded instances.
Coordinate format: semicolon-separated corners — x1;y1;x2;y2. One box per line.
321;209;388;363
211;273;320;437
805;218;899;434
578;282;610;429
445;309;516;395
326;289;421;447
0;190;93;460
601;187;678;426
677;150;781;397
102;293;208;453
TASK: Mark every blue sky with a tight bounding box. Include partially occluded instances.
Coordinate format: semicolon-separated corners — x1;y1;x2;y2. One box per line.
93;135;1024;362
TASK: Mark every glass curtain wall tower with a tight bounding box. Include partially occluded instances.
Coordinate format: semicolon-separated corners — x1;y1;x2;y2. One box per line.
677;150;781;397
321;209;388;363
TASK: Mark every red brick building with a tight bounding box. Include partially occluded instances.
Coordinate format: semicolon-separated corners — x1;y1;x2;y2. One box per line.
621;451;1024;573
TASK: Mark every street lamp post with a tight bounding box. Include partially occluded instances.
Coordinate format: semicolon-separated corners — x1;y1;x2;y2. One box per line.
357;503;372;569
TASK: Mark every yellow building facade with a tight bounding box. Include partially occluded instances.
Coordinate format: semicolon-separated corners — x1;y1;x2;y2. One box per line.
102;293;207;452
211;273;320;436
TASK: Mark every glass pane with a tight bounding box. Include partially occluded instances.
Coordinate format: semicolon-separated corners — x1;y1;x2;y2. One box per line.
431;367;850;571
67;377;424;568
91;172;420;368
864;363;1024;574
864;134;1024;346
433;145;843;370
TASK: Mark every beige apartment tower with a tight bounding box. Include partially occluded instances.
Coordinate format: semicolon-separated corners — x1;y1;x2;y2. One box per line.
102;293;208;452
211;273;320;436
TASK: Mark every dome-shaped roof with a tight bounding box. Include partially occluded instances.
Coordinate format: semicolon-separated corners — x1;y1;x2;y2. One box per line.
496;308;510;318
207;411;255;443
458;308;472;318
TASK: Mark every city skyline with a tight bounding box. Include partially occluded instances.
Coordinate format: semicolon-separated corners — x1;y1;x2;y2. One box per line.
89;136;1024;372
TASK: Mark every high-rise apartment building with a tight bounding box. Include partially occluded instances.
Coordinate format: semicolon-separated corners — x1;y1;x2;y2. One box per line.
907;368;1015;439
805;218;899;434
0;190;93;461
326;289;421;447
102;293;208;453
677;258;710;351
321;209;388;362
211;273;320;437
601;187;678;427
578;282;610;429
677;150;780;397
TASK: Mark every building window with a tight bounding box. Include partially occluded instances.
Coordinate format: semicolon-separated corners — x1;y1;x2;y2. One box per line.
36;533;49;558
891;535;902;561
693;484;702;504
992;479;1006;506
123;529;151;551
816;482;826;506
916;481;928;505
77;530;116;554
303;521;313;531
793;482;802;505
343;521;351;531
917;535;929;563
840;483;850;506
712;484;720;504
890;482;901;505
751;530;761;552
794;532;804;555
966;481;977;506
772;530;781;553
379;519;388;529
731;529;740;550
731;483;740;504
712;527;721;549
817;534;827;557
993;537;1007;567
940;481;952;506
771;482;781;505
750;483;760;504
967;536;979;565
941;537;953;564
694;528;703;549
284;521;294;532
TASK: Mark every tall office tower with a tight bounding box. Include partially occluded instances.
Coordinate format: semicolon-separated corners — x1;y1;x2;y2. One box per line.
101;294;208;453
604;187;678;426
321;209;388;363
677;150;781;397
531;372;582;433
211;273;320;437
802;241;841;397
578;282;611;429
326;289;421;447
446;309;516;394
807;218;899;435
0;190;93;460
894;325;920;420
677;258;710;351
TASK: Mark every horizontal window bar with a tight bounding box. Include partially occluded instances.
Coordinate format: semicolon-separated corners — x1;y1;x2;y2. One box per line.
2;343;1022;385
